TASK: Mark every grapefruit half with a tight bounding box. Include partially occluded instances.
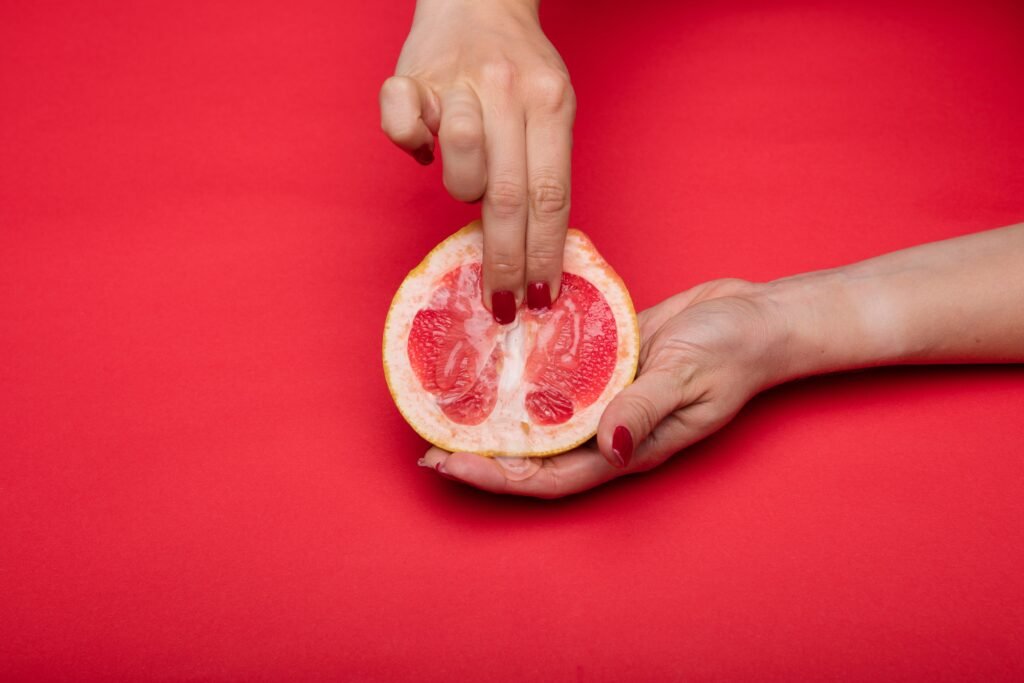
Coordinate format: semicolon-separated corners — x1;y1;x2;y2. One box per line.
383;221;639;457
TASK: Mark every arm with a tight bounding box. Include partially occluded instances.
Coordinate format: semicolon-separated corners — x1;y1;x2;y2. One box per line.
769;222;1024;377
421;223;1024;497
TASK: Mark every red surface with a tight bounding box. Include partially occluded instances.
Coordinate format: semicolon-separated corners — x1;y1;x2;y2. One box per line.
2;1;1023;680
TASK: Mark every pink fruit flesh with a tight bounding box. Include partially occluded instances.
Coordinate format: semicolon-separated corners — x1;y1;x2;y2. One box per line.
408;264;617;426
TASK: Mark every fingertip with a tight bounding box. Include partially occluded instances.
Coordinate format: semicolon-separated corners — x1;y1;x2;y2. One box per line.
443;452;510;492
524;232;567;308
442;178;485;203
413;144;435;166
550;275;562;304
594;423;624;469
526;281;552;311
611;425;633;468
490;289;518;325
480;262;525;322
378;75;408;106
420;447;450;470
379;76;435;153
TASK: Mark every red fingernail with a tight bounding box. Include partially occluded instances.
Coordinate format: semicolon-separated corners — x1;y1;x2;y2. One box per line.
611;426;633;468
526;281;551;310
491;290;516;324
434;462;456;481
413;145;434;165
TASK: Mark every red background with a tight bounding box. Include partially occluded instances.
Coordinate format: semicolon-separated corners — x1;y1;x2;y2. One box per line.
3;1;1023;680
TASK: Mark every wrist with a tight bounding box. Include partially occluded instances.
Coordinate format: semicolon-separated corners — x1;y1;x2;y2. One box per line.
753;267;905;385
415;0;539;17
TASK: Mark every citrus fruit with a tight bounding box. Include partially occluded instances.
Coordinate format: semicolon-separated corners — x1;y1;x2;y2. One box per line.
383;221;639;457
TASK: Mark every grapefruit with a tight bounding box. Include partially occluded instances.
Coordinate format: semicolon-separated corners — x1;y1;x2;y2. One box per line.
383;221;639;457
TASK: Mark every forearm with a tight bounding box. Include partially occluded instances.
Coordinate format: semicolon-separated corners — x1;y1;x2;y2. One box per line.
762;223;1024;382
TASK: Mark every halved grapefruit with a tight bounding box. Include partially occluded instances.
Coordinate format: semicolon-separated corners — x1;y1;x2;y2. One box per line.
383;221;639;457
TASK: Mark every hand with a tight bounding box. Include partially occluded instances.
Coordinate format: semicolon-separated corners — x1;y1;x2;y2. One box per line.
419;279;791;498
379;0;575;320
417;222;1024;497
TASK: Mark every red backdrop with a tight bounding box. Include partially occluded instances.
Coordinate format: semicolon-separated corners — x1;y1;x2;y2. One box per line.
2;1;1023;680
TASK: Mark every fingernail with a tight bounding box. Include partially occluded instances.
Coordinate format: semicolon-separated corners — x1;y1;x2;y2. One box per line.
611;425;633;468
526;281;551;310
434;462;457;481
491;290;517;324
413;145;434;165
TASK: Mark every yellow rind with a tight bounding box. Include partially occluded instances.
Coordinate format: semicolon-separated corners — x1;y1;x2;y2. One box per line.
382;220;640;457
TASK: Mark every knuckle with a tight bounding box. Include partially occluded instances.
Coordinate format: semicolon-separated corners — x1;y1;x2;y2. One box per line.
383;123;418;146
628;393;664;440
538;467;565;499
379;80;418;143
530;71;574;111
668;361;700;389
442;115;483;152
487;178;527;218
486;251;525;278
528;175;569;217
481;60;518;91
525;239;562;269
703;277;755;299
379;76;412;101
443;176;484;203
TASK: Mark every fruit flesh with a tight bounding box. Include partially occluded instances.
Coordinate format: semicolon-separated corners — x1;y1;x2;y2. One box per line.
408;264;617;428
407;264;500;426
382;222;639;457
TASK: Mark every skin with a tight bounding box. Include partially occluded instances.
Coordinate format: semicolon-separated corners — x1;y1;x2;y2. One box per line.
419;223;1024;498
379;0;574;313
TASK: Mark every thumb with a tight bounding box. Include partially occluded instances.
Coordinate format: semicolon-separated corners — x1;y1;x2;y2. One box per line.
597;368;682;469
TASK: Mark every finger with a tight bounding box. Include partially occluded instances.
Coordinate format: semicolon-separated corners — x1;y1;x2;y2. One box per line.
524;75;574;308
596;368;684;469
379;76;440;164
437;86;487;202
480;90;528;322
641;399;740;463
420;446;620;499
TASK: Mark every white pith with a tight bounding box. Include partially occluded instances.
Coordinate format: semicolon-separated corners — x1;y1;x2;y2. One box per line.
383;222;639;457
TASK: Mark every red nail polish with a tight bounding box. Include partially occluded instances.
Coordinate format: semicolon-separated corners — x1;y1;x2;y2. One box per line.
612;425;633;468
413;145;434;165
491;290;516;324
526;281;551;310
434;462;456;480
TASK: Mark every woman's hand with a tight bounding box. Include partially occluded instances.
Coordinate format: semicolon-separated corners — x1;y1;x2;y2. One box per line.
419;279;792;498
379;0;575;323
418;223;1024;498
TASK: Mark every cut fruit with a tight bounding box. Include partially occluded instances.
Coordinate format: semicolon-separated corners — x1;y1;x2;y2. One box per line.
383;221;639;457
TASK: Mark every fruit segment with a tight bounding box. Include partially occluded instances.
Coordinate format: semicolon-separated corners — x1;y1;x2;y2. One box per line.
408;268;617;428
522;273;617;424
407;265;500;425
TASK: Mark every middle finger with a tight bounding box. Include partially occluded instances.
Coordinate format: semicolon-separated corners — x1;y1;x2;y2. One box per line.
480;92;528;323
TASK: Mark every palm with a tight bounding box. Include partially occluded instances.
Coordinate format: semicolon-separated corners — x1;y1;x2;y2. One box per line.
421;280;772;498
